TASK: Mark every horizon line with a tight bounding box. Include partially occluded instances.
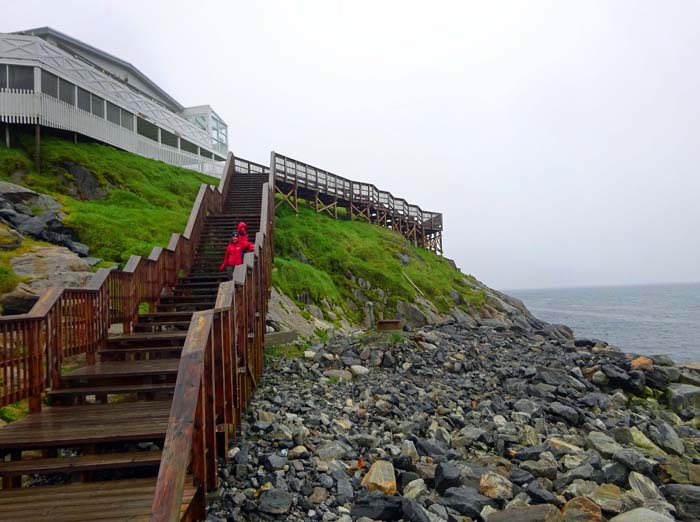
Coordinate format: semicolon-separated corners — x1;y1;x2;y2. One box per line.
503;279;700;293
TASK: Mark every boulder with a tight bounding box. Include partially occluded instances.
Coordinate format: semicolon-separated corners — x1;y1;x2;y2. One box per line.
562;496;603;522
488;504;563;522
258;488;293;515
667;383;700;414
608;508;674;522
661;484;700;521
0;283;39;315
396;301;430;328
586;431;623;458
647;422;685;456
480;471;513;500
352;492;402;520
361;460;397;495
59;162;107;200
439;486;496;519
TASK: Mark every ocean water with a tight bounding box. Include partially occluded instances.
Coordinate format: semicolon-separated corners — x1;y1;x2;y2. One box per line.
508;283;700;363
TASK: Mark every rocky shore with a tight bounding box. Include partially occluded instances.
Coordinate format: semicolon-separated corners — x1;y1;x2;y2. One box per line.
207;320;700;522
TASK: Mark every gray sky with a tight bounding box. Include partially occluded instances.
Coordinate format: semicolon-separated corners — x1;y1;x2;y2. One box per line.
5;1;699;289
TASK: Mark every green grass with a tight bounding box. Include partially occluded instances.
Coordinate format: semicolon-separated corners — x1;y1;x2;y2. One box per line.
0;135;217;264
0;400;28;423
273;201;485;321
0;266;19;295
266;342;307;359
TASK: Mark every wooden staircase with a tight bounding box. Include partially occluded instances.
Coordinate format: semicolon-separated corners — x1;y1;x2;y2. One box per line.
0;167;269;521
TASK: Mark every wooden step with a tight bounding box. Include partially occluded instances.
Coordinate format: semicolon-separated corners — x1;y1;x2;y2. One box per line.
0;401;171;450
133;320;193;331
48;383;175;399
62;359;180;381
159;295;216;304
0;477;197;522
109;331;187;344
138;312;194;324
99;346;183;360
0;450;162;477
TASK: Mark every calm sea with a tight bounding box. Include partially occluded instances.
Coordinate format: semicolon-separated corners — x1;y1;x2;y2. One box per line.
508;283;700;363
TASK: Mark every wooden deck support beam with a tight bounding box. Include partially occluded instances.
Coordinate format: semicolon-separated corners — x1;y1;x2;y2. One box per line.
275;185;298;213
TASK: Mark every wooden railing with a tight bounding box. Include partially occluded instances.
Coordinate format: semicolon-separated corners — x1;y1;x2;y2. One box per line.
151;155;275;522
0;153;237;411
273;153;443;232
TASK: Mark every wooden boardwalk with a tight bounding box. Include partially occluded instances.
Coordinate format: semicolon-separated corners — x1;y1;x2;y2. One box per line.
236;154;443;254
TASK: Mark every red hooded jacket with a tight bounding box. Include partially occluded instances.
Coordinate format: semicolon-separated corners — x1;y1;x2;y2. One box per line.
237;222;249;244
219;237;254;271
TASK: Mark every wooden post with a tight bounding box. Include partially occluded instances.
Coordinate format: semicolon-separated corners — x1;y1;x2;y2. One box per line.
4;125;9;148
34;124;40;172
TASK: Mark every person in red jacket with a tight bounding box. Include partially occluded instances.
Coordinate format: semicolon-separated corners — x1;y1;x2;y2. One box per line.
219;232;254;279
237;222;248;244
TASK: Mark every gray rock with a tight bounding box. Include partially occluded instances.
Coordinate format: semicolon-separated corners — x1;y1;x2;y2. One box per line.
586;431;623;458
316;440;351;460
258;488;293;515
60;162;107;200
434;462;462;494
648;422;685;456
17;216;47;238
661;484;700;521
439;486;496;519
667;383;700;413
608;507;674;522
352;492;402;520
396;301;429;328
613;448;653;475
488;504;564;522
401;498;432;522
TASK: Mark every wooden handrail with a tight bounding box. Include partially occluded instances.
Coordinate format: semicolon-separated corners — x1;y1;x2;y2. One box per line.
151;311;210;522
272;152;443;231
151;156;276;522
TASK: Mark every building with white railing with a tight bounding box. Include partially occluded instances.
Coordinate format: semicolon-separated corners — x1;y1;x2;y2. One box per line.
0;27;227;177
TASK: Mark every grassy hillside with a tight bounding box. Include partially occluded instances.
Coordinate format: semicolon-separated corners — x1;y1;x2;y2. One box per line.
273;203;485;323
0;135;217;264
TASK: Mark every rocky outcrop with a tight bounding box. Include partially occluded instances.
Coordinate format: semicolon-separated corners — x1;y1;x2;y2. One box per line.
0;182;89;257
267;288;356;338
0;246;94;314
208;321;700;521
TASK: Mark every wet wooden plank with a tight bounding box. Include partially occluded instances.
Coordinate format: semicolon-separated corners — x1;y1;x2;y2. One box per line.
62;360;179;379
0;401;171;449
0;477;196;521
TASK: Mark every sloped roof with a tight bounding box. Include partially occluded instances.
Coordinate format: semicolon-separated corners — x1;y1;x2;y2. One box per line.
13;26;184;111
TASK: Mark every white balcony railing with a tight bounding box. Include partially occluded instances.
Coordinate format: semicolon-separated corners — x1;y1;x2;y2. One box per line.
0;89;224;178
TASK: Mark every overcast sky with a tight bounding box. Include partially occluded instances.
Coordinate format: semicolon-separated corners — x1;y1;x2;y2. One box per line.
4;1;699;290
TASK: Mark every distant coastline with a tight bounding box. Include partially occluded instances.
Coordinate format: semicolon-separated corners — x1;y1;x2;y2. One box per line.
509;282;699;363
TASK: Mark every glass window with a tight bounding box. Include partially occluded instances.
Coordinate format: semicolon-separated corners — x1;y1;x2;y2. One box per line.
161;129;178;148
106;101;120;124
181;139;198;155
200;149;213;159
137;117;159;141
194;115;207;131
120;110;134;130
58;78;75;105
91;94;104;118
0;65;6;89
8;65;34;90
41;70;58;98
77;87;90;111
